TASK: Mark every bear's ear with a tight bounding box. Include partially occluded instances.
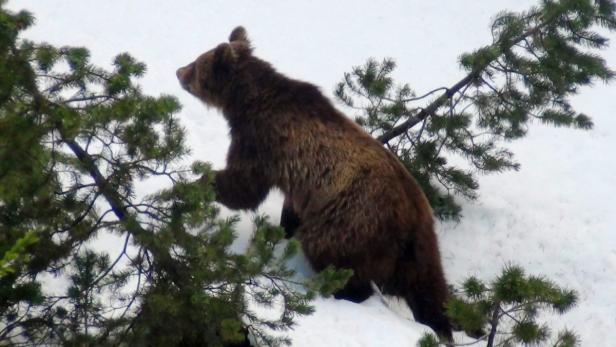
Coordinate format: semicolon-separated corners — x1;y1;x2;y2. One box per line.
229;26;250;44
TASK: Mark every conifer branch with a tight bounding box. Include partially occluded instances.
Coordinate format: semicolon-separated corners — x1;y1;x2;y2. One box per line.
378;23;547;144
486;303;501;347
377;67;484;143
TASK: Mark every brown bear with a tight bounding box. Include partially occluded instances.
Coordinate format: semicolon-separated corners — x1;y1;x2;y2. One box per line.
177;27;453;341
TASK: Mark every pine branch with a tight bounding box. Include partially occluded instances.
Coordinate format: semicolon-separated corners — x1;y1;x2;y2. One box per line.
486;303;501;347
378;22;547;144
62;137;127;220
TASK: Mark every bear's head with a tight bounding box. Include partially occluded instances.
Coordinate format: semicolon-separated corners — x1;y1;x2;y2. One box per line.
176;26;253;109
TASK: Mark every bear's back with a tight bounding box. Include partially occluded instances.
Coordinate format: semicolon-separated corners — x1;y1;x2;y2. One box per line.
266;84;431;229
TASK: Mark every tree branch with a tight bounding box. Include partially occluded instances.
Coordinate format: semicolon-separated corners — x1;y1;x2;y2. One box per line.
62;137;127;221
377;19;547;144
486;303;501;347
378;72;479;143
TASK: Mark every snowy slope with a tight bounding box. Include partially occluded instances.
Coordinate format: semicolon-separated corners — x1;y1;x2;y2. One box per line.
8;0;616;345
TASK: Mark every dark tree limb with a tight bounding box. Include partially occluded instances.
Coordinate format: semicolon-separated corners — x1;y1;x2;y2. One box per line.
377;18;547;144
377;71;480;143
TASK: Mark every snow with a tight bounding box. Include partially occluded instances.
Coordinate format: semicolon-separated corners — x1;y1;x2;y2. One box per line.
281;296;431;347
7;0;616;345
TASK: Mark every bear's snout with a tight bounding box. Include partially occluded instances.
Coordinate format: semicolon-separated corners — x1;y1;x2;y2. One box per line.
176;64;194;89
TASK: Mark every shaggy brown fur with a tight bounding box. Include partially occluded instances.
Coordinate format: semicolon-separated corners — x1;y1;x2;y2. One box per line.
177;26;453;340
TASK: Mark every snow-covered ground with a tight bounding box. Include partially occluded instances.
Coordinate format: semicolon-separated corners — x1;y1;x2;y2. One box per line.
8;0;616;345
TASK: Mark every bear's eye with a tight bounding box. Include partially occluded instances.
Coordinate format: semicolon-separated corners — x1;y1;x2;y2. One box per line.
198;62;217;89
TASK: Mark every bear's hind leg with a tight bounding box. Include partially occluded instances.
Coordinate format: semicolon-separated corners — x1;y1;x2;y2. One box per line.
398;264;453;342
405;289;452;342
382;257;453;342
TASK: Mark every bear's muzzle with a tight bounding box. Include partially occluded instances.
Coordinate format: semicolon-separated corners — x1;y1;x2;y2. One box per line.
176;64;194;90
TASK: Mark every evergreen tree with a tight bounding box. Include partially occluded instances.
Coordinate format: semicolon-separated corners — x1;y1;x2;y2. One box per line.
0;3;349;346
3;0;614;346
418;265;579;347
337;0;616;219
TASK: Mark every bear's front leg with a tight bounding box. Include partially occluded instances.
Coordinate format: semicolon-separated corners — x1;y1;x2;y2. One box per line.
280;197;301;238
206;169;271;210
